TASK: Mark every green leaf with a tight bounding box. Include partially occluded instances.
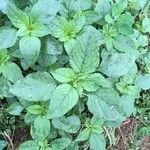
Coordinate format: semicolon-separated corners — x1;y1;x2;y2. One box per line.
112;0;127;17
142;16;150;33
30;23;50;37
0;140;7;150
6;4;29;28
51;68;76;83
1;62;23;83
73;0;92;11
88;88;125;121
69;27;101;74
24;112;37;125
95;0;111;19
31;116;51;141
10;72;56;101
49;84;79;118
0;49;9;65
113;36;136;53
19;140;39;150
0;0;11;13
52;115;81;133
0;27;17;49
90;117;104;134
26;105;44;115
0;76;12;98
135;74;150;90
100;52;136;77
51;138;71;150
19;36;41;66
82;73;111;92
7;102;24;116
90;133;106;150
75;128;90;142
31;0;60;24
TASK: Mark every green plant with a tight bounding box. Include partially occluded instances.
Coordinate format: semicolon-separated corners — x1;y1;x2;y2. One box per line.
0;0;150;149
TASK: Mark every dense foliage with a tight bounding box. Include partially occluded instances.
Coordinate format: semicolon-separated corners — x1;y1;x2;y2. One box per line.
0;0;150;149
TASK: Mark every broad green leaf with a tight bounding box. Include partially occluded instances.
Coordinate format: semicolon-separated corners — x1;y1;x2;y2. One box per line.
72;0;92;11
112;0;127;17
90;133;106;150
82;73;111;92
19;140;39;150
24;112;37;125
10;72;56;101
69;27;101;74
142;17;150;33
26;105;44;115
117;13;134;35
100;52;136;77
64;39;76;54
135;74;150;90
6;4;29;28
38;37;63;67
0;27;17;49
19;36;41;66
120;95;135;117
44;37;63;56
95;0;111;19
7;102;24;116
0;0;11;13
49;84;79;118
88;88;125;121
31;0;60;24
51;138;71;150
113;36;136;53
75;128;90;142
31;116;51;141
52;115;81;133
66;141;79;150
1;62;23;83
51;68;76;83
0;76;12;98
0;140;7;150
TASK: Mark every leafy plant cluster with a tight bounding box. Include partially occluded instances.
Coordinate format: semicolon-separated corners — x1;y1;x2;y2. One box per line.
0;0;150;149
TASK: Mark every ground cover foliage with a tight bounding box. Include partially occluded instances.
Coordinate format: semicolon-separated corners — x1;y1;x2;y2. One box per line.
0;0;150;149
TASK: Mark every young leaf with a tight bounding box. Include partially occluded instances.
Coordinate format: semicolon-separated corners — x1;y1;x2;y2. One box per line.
52;115;81;133
51;138;71;150
19;36;41;66
51;68;76;83
49;84;79;118
26;105;44;115
0;27;17;49
90;133;106;150
10;72;56;101
31;116;51;141
82;73;111;92
75;128;90;142
19;140;39;150
1;62;23;83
